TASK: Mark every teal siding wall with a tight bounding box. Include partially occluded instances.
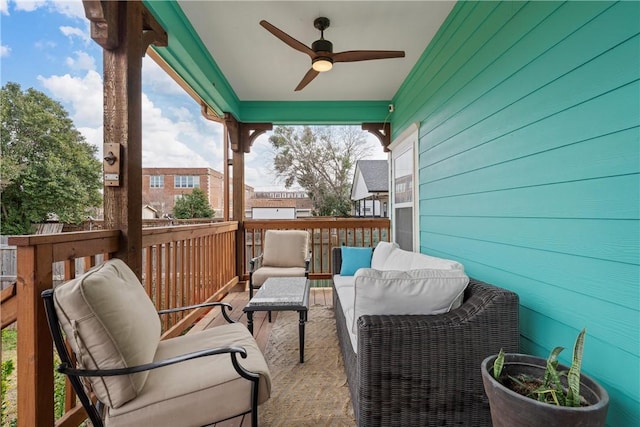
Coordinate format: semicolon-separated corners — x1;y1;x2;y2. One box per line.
392;2;639;425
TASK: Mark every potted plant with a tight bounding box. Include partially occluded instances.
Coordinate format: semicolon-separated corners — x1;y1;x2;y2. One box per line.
481;328;609;427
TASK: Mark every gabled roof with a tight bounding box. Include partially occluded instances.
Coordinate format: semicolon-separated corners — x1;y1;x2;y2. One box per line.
351;160;388;200
358;160;389;192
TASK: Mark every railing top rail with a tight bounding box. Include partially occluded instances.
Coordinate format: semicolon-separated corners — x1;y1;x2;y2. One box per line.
245;218;390;229
8;229;120;247
142;221;238;246
142;221;238;236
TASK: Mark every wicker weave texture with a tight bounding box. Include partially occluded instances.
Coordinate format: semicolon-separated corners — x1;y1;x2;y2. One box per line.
331;247;520;427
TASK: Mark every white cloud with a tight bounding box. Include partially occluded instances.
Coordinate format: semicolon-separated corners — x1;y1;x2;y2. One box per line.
50;0;85;20
65;50;95;71
77;125;102;155
0;44;11;57
34;40;56;49
140;93;218;168
60;25;89;43
244;133;283;189
38;69;103;127
142;56;187;96
10;0;85;19
0;0;8;15
12;0;47;12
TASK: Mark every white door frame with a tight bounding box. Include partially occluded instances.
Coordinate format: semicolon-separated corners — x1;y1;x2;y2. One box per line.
388;123;419;251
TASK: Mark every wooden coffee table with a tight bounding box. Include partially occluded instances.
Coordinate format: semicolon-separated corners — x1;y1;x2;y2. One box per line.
243;276;310;363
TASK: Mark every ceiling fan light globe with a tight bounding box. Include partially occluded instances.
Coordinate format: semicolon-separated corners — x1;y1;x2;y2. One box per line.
312;58;333;72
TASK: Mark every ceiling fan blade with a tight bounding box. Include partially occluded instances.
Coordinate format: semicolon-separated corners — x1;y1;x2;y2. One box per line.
260;20;315;58
332;50;405;63
295;69;320;91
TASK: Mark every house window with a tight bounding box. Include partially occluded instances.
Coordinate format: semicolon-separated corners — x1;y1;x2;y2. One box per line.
150;175;164;188
174;175;200;188
390;124;418;251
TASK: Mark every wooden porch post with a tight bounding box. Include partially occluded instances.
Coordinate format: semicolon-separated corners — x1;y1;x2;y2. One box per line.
83;0;166;279
224;114;272;279
15;243;54;427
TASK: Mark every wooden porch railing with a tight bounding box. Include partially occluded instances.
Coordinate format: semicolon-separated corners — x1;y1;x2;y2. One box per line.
244;217;391;280
2;222;238;427
1;218;388;426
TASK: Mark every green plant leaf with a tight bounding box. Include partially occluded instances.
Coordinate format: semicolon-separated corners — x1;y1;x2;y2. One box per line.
566;328;586;407
541;346;566;405
493;348;505;380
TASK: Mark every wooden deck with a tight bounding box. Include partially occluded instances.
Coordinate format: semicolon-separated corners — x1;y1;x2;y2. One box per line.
194;287;334;427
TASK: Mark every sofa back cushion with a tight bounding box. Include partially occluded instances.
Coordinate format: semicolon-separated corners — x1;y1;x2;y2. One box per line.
370;241;398;269
352;268;469;333
262;230;309;268
53;259;161;408
381;246;464;271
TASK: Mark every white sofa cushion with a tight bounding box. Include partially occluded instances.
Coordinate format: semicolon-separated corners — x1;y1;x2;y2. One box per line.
370;240;464;272
352;268;469;334
335;284;358;353
382;247;464;271
370;241;398;269
332;274;355;291
53;259;161;408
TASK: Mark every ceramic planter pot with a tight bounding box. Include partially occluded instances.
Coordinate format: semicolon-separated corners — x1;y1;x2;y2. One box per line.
481;353;609;427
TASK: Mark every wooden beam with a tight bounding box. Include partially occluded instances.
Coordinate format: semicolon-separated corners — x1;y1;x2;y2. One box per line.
83;0;167;54
223;114;272;277
232;149;245;278
238;122;272;153
101;1;145;278
82;0;119;50
224;113;272;153
224;125;230;221
362;122;391;152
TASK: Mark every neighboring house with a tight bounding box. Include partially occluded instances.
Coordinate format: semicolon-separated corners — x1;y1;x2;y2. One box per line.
351;160;389;217
246;191;313;218
142;204;158;219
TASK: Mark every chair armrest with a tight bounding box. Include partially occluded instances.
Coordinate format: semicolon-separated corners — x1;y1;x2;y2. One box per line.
157;302;235;324
249;254;263;273
304;252;311;278
57;345;259;382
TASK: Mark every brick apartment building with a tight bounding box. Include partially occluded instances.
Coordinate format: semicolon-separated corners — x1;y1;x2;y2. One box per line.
142;167;227;218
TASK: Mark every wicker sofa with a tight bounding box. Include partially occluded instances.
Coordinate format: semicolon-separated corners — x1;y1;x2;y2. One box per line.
331;246;519;427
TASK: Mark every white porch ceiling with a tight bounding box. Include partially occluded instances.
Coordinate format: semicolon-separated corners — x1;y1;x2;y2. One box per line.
177;1;456;102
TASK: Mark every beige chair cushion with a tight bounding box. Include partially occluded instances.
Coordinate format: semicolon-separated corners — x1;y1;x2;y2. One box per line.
53;259;161;409
252;266;307;287
261;230;309;268
106;322;271;427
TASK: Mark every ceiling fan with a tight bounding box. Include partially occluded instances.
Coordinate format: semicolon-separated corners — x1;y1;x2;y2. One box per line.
260;17;405;91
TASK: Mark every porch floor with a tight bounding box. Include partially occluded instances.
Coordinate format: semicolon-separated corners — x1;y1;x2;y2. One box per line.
195;287;335;427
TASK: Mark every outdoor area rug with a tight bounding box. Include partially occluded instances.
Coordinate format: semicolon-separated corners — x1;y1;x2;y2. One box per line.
260;305;356;426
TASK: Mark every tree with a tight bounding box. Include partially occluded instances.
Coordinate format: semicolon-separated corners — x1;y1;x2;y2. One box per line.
0;83;102;235
173;188;214;219
269;126;371;216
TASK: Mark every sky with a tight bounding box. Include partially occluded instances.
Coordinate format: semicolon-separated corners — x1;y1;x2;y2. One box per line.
0;0;387;191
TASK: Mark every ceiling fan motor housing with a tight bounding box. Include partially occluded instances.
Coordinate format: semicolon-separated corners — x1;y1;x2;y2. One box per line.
312;39;333;54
